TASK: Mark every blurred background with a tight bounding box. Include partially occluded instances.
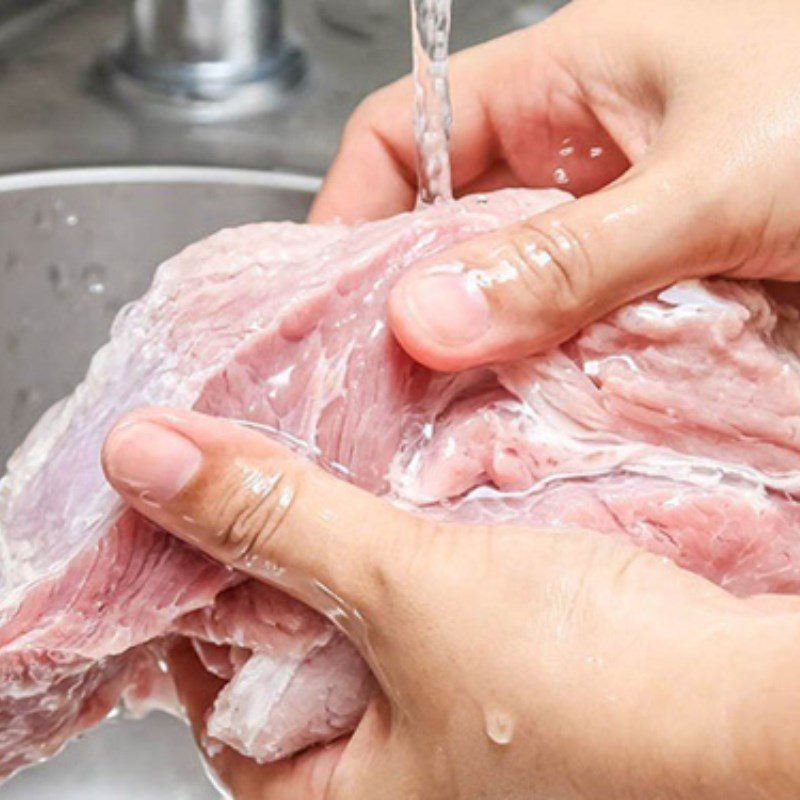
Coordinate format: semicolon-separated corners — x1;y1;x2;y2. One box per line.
0;2;567;798
0;0;566;176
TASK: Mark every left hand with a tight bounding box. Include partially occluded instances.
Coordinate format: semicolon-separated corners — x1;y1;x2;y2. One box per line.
312;0;800;373
102;408;800;800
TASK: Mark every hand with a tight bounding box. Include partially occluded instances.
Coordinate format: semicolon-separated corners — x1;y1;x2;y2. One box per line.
103;408;800;799
311;0;800;371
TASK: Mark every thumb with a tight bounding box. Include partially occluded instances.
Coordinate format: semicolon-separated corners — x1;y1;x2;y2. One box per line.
101;407;426;645
389;162;720;371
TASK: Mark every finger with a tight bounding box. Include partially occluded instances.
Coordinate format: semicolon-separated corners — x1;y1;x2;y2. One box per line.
102;408;429;637
454;161;522;198
309;109;418;223
388;159;724;371
309;24;629;224
168;640;346;800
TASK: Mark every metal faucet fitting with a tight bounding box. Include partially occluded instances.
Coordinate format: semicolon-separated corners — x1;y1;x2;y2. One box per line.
101;0;305;122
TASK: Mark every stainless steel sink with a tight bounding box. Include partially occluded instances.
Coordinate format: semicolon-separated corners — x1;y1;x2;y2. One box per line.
0;166;317;467
1;714;220;800
0;166;317;799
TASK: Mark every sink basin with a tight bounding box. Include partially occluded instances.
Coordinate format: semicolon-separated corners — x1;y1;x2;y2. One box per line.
0;166;317;799
0;166;317;466
1;714;221;800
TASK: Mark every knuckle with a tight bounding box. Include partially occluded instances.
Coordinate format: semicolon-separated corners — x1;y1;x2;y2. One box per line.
345;78;410;144
512;216;596;321
667;167;727;233
650;161;742;265
207;462;299;567
365;514;435;613
697;173;765;267
346;89;390;136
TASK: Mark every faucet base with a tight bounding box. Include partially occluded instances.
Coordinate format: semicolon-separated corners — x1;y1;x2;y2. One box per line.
98;42;306;123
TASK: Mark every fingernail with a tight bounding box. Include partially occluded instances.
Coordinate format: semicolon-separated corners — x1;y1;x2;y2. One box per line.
402;269;491;346
104;421;202;504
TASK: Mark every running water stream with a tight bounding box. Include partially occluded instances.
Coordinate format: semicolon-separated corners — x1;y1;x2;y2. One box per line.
411;0;454;206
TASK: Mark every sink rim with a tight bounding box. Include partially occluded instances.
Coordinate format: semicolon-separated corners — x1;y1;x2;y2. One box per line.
0;165;323;194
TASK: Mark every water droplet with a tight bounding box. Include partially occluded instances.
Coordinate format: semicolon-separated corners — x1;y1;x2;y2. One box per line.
48;263;67;294
485;710;515;746
583;359;600;377
81;263;107;296
65;213;79;227
201;731;225;758
589;146;604;159
33;207;54;233
4;252;20;273
553;167;569;185
5;332;19;355
11;386;42;419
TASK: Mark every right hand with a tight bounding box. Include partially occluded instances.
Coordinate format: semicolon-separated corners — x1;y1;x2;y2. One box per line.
312;0;800;371
103;409;800;799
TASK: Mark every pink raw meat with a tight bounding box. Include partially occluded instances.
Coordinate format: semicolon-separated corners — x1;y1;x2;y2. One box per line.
3;188;800;777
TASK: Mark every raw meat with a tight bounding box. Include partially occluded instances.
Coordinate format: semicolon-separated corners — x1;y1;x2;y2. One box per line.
3;188;800;777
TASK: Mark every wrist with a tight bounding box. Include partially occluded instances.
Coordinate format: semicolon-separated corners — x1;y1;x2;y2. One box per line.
725;609;800;799
650;607;800;800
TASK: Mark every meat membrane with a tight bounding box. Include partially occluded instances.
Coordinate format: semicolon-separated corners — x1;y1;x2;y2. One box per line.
2;188;800;776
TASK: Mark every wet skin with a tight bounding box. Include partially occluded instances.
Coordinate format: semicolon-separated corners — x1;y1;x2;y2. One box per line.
104;408;800;799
